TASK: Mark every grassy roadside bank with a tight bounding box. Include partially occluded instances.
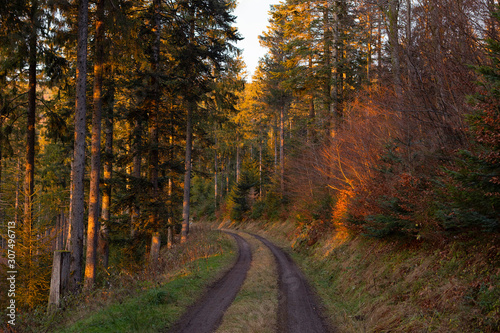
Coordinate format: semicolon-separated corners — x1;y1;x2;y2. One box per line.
15;229;236;333
224;220;500;332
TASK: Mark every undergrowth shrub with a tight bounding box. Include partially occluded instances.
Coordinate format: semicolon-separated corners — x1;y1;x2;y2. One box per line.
228;165;259;221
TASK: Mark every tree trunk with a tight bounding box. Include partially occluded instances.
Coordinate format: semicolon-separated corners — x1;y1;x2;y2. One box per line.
150;232;160;263
274;116;278;173
181;103;193;243
0;120;2;232
387;0;402;96
167;109;175;248
323;2;332;114
280;103;285;195
405;0;411;84
259;135;262;197
236;145;241;183
99;66;114;269
84;0;104;290
366;10;372;83
148;0;161;258
67;0;88;292
25;1;37;229
214;143;218;211
377;11;382;82
131;118;142;238
15;156;20;225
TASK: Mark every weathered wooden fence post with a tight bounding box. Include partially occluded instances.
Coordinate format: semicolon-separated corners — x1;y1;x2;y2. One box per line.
48;250;70;312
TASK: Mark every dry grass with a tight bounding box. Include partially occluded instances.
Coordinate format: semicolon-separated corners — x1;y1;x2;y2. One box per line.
230;220;499;333
14;227;236;333
216;231;278;333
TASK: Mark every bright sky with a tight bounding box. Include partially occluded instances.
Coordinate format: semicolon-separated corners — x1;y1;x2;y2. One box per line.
233;0;280;81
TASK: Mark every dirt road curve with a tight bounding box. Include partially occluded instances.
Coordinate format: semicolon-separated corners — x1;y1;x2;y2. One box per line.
253;234;333;333
167;232;252;333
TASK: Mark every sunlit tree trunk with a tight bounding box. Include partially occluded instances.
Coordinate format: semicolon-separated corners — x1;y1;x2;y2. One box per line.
99;67;114;269
236;145;241;183
67;0;88;292
167;110;175;248
25;0;37;229
15;156;20;225
84;0;104;290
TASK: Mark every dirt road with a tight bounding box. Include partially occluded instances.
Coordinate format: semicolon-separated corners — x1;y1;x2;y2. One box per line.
168;231;332;333
253;234;333;333
167;232;252;333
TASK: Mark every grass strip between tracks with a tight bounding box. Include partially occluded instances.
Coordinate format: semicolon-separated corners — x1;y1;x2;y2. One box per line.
215;232;279;333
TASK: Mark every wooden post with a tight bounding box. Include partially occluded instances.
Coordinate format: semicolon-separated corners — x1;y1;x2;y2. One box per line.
48;250;70;312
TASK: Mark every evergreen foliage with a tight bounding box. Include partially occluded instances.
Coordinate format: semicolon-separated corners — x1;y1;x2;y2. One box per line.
229;163;259;222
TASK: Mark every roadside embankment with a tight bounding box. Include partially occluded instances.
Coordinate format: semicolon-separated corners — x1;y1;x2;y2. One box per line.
223;220;500;332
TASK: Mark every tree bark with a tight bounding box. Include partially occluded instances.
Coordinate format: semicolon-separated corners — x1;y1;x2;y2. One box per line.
150;232;160;263
131;118;142;238
214;139;218;211
67;0;88;292
280;103;285;195
25;1;37;229
181;103;193;243
236;145;240;183
323;2;332;114
386;0;402;96
148;0;161;257
84;0;104;290
99;66;114;269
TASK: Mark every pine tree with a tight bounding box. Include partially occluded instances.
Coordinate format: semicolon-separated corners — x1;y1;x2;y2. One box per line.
67;0;88;292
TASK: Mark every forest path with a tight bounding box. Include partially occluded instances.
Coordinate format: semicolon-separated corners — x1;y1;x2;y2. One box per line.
168;230;333;333
167;232;252;333
252;233;333;333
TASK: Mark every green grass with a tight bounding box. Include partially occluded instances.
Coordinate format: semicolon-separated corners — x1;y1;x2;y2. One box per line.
54;252;233;333
19;229;239;333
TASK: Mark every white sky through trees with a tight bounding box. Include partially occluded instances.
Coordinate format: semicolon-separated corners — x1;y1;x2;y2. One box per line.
234;0;279;81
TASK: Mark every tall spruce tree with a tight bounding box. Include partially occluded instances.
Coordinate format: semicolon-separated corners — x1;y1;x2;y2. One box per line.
67;0;88;292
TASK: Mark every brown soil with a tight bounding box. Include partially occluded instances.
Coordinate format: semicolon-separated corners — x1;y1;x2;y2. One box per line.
252;234;334;333
167;231;252;333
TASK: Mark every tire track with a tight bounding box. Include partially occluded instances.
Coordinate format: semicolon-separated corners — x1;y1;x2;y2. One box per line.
167;232;252;333
252;234;333;333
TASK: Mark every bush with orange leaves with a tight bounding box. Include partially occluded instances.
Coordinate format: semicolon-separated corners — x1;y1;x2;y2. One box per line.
295;85;466;241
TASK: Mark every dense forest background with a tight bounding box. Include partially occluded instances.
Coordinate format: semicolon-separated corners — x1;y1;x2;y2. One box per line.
0;0;499;321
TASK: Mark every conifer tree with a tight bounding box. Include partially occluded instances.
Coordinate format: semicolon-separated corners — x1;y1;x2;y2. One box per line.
84;0;105;289
67;0;88;292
